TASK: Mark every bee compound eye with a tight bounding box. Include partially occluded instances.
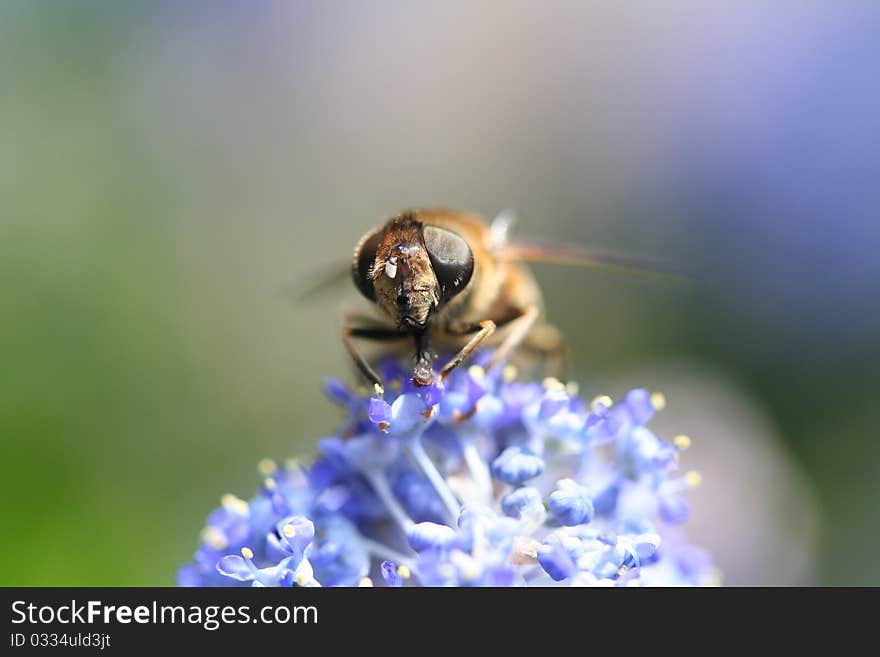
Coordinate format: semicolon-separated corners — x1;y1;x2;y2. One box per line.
352;228;383;301
422;225;474;304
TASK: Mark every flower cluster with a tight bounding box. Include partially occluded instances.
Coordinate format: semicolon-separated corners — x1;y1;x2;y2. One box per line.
178;353;716;587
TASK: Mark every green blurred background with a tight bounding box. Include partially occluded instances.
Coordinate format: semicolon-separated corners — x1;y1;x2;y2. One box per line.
2;1;878;585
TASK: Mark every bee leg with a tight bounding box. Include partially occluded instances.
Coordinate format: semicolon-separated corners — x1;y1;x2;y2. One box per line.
521;323;569;379
412;331;435;387
484;305;540;373
438;320;496;381
441;307;538;421
342;324;409;389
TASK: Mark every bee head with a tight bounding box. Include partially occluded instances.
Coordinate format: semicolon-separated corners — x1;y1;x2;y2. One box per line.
352;212;474;330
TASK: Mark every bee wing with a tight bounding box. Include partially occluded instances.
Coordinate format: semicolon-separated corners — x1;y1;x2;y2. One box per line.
280;259;352;303
499;241;689;281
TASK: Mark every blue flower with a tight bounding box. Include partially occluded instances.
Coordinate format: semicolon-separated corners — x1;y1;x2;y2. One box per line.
392;470;446;523
178;354;716;587
500;486;543;519
549;479;595;526
307;516;370;586
491;446;546;485
381;560;403;587
407;522;460;552
266;515;314;563
217;546;317;587
537;533;580;581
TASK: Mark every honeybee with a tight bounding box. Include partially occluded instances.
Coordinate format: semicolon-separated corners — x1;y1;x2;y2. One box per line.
338;208;677;388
